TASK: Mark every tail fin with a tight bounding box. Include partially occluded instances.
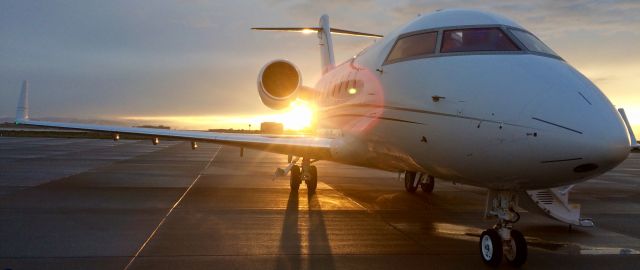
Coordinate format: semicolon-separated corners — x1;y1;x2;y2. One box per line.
318;15;335;75
16;80;29;123
618;108;638;148
252;15;382;75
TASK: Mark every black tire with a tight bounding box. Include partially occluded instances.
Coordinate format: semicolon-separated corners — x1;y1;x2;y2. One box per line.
404;171;418;193
306;165;318;193
505;230;527;267
479;229;503;267
290;165;301;191
420;176;434;193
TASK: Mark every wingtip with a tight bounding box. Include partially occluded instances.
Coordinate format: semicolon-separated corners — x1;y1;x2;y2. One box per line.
16;80;29;121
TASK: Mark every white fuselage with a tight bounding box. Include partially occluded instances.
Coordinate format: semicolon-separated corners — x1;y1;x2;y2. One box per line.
310;14;630;190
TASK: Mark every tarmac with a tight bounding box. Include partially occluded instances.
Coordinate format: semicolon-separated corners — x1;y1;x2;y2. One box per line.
0;137;639;269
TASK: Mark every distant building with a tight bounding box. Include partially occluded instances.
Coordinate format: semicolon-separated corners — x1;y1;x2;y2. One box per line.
260;122;284;134
135;125;170;130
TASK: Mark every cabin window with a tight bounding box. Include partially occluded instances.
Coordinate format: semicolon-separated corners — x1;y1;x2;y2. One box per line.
385;31;437;64
509;29;557;56
441;28;519;53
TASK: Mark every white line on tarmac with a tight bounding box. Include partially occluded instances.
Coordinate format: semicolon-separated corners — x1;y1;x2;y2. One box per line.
123;146;222;270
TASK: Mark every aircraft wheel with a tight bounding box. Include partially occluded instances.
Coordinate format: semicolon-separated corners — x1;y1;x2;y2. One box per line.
404;171;418;193
505;230;527;267
306;165;318;193
420;175;435;193
479;229;503;267
290;165;301;191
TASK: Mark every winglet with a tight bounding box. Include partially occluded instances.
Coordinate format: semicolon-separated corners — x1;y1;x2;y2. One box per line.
618;108;638;148
16;80;29;123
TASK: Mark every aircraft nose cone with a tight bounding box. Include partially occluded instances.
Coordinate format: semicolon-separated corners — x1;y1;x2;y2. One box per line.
582;108;630;171
528;85;629;176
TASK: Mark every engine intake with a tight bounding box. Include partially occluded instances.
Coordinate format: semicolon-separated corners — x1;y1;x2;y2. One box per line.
258;60;301;110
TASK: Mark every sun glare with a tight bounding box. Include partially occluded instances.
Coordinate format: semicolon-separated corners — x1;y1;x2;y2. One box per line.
301;28;316;35
118;99;316;132
277;99;315;131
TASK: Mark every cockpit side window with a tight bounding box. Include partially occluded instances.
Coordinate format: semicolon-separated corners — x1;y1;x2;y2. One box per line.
384;31;437;64
441;28;519;53
509;29;558;56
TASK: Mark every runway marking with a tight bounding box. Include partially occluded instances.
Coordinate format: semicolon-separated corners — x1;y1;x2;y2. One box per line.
123;145;221;270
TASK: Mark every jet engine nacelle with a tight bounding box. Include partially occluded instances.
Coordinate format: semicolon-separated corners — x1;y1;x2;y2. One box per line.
257;59;301;110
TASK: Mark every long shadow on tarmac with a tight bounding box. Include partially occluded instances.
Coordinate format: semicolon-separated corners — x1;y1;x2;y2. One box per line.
276;190;301;269
308;192;336;270
275;190;337;270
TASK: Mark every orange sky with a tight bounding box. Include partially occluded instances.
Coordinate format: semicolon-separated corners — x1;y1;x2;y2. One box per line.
1;1;638;136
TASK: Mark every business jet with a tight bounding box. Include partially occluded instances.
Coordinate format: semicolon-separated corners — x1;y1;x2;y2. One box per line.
14;9;638;267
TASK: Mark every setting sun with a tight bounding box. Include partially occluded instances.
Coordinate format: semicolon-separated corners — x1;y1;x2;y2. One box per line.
277;99;315;130
118;99;316;132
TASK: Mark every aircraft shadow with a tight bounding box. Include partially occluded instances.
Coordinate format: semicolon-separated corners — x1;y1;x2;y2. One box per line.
275;189;336;270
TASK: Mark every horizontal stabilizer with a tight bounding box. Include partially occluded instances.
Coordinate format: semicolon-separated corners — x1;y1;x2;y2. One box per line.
251;27;383;38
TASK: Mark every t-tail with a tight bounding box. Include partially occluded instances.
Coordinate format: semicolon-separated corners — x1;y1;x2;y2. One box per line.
16;80;29;123
252;15;382;75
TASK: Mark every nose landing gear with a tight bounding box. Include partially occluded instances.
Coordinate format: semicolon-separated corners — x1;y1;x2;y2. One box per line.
480;190;528;267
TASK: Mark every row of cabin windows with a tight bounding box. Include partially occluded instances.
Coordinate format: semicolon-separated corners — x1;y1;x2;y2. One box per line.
324;77;364;100
384;27;557;64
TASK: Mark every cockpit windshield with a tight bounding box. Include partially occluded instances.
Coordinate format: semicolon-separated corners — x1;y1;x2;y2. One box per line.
441;28;519;53
509;29;558;56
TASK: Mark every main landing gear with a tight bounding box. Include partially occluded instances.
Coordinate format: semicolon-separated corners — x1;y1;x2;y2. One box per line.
289;157;317;193
480;190;527;267
404;171;435;193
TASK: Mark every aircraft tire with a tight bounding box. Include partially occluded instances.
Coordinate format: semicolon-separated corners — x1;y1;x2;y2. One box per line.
479;229;503;267
404;171;418;193
290;165;301;191
420;176;434;193
306;165;318;193
505;230;527;267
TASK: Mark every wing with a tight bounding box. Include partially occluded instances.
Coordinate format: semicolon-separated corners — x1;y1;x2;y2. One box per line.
14;81;332;159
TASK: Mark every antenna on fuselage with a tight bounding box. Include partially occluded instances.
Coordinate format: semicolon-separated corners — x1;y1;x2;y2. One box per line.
252;15;382;75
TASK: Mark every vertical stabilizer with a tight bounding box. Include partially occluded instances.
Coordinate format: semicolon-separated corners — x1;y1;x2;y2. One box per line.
618;108;638;148
318;15;335;74
251;16;381;74
16;80;29;122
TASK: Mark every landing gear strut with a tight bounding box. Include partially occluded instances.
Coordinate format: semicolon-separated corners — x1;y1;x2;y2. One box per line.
288;157;317;193
404;172;435;194
480;190;527;267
